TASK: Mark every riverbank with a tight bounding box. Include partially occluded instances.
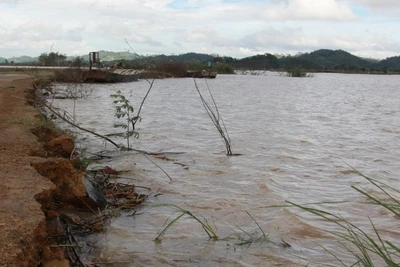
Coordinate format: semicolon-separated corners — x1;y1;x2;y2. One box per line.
0;72;147;266
0;73;71;266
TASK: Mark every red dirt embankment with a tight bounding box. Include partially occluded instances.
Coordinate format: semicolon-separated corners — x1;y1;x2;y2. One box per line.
0;74;73;266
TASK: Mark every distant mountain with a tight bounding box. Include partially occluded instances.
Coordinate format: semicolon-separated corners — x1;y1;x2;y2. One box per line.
7;55;37;63
95;50;138;62
148;52;214;63
229;54;279;70
218;49;400;72
59;51;139;63
4;49;400;72
211;50;377;71
278;56;321;70
376;56;400;71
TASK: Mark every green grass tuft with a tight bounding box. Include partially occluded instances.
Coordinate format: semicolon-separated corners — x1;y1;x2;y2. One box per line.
287;167;400;266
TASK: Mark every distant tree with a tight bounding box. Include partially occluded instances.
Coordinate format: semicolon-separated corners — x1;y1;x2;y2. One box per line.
38;53;48;66
38;52;67;66
213;63;234;74
71;57;83;67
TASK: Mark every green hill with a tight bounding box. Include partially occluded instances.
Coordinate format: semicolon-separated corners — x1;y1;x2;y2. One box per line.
278;56;320;70
144;52;214;63
294;49;372;70
9;55;37;64
97;50;138;61
4;49;400;73
230;54;279;70
376;56;400;72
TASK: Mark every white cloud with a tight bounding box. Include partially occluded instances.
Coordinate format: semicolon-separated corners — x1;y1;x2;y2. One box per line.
178;28;218;43
341;0;400;17
236;25;400;58
0;0;399;59
261;0;358;21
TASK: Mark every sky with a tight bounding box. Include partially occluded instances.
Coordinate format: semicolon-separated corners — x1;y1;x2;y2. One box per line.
1;0;400;59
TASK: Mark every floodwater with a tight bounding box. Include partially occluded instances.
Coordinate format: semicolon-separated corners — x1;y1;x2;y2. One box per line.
52;72;400;266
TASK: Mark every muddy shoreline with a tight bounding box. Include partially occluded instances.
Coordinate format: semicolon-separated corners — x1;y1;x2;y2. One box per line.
0;73;92;266
0;72;146;266
0;74;59;266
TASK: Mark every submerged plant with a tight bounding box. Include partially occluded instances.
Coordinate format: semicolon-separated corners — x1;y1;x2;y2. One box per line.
152;204;290;250
193;79;233;155
283;66;314;78
110;90;140;149
154;204;218;242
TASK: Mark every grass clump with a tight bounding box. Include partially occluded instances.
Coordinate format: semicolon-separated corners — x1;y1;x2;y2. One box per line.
154;204;218;242
288;167;400;266
73;156;94;171
152;204;292;250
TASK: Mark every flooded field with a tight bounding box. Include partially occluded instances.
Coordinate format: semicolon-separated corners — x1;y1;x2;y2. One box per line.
52;72;400;266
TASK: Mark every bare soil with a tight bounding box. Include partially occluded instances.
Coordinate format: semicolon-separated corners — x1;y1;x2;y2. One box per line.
0;74;68;266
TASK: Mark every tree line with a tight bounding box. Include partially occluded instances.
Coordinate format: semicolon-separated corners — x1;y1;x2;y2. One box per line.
2;49;400;73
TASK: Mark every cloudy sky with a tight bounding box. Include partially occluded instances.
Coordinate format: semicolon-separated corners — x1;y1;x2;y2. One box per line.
1;0;399;59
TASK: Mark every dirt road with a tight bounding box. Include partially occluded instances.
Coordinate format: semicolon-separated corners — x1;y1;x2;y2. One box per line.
0;74;54;266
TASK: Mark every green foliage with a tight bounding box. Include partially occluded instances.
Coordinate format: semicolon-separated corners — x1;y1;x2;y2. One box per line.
299;49;372;70
231;53;279;70
110;90;139;149
6;49;400;73
279;56;319;70
38;52;67;66
118;58;144;69
151;52;214;63
71;57;83;68
213;63;235;74
73;157;93;171
186;61;235;74
377;56;400;72
285;66;310;77
186;61;207;71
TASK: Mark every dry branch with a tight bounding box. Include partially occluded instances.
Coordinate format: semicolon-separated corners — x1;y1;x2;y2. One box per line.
44;103;121;148
193;78;233;155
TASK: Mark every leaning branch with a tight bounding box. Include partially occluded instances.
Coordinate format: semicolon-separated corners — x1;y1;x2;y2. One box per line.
44;103;121;148
132;78;155;132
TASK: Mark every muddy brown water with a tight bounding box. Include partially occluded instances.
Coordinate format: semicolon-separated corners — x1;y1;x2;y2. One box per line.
52;72;400;266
